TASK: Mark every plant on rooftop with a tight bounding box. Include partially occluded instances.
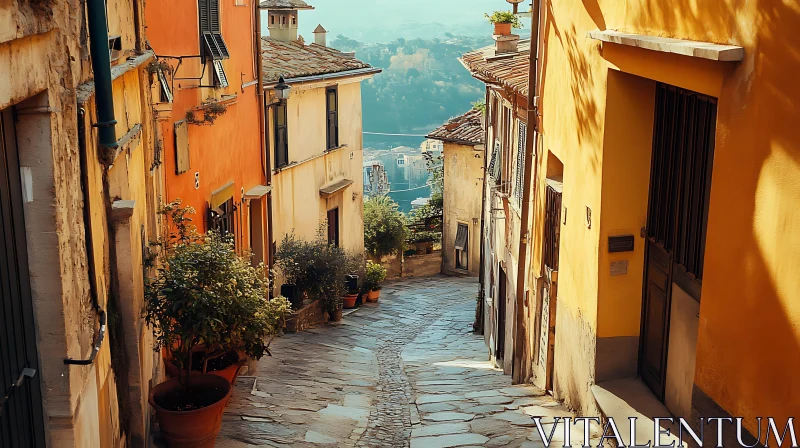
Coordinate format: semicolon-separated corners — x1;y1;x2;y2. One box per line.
484;10;522;28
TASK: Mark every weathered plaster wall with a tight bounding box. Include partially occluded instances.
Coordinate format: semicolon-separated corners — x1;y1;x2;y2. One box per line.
541;0;800;427
270;80;367;257
442;142;483;277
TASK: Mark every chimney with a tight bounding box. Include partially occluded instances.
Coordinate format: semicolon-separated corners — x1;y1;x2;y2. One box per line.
267;10;299;41
313;24;327;47
494;34;520;55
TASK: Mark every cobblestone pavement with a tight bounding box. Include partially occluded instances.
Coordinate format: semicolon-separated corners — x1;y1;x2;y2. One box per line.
217;276;587;448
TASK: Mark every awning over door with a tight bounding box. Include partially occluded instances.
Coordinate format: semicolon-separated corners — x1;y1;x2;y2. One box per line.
319;178;354;197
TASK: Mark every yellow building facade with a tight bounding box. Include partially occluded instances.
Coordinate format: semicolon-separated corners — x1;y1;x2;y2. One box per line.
1;0;163;446
524;0;800;440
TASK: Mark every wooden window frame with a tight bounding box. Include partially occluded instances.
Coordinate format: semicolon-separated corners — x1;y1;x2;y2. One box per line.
326;86;339;150
274;103;289;168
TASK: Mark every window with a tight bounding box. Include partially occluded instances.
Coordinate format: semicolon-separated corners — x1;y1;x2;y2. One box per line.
326;87;339;150
212;60;228;88
488;140;502;182
174;120;190;174
199;0;230;60
158;68;173;103
327;208;340;247
211;198;236;240
274;103;288;168
514;121;527;206
455;223;469;270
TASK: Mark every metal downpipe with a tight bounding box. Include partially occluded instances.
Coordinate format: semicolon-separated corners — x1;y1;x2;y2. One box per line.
86;0;118;149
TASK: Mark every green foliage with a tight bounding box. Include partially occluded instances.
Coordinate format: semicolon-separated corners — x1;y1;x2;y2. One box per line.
484;11;522;28
364;261;387;291
144;201;291;388
275;228;361;316
364;195;407;258
472;99;486;114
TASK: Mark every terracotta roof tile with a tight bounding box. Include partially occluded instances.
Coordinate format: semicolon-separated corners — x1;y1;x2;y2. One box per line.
427;108;485;146
259;0;313;9
261;37;374;83
460;39;530;98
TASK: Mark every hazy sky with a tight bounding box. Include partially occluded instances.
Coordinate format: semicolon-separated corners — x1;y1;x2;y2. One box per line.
261;0;529;43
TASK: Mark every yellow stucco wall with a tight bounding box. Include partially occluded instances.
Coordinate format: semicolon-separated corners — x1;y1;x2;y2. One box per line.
539;0;800;426
442;142;484;276
271;80;367;257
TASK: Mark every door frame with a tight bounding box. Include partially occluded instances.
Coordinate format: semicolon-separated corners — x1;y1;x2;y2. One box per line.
0;107;46;447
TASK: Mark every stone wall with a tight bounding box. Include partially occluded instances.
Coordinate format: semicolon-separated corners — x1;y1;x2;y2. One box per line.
403;252;443;278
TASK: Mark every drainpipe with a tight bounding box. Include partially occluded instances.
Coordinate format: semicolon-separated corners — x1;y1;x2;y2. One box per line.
256;7;275;275
476;85;491;335
86;0;118;149
513;0;542;384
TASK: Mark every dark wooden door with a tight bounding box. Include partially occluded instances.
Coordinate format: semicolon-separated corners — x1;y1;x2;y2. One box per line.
540;180;562;391
496;266;507;360
327;208;339;247
640;84;717;399
0;109;46;447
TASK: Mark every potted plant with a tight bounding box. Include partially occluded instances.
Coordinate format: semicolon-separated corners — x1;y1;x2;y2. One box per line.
485;11;522;36
145;201;291;447
364;261;387;302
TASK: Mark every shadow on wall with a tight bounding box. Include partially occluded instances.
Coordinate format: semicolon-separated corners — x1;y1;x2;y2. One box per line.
628;0;800;435
541;2;601;172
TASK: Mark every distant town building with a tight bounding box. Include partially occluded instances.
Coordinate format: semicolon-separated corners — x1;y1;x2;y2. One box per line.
363;161;391;197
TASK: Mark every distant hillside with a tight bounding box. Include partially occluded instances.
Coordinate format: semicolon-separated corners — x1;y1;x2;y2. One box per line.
331;34;492;149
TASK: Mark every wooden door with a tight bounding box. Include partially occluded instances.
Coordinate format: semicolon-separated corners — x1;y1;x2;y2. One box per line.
640;84;717;399
0;108;45;447
539;180;562;391
327;208;339;247
496;266;507;360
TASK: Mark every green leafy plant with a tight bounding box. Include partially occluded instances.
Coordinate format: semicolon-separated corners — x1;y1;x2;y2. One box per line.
274;228;359;316
484;11;522;28
472;99;486;114
364;195;407;258
406;153;443;245
364;260;387;291
144;201;291;388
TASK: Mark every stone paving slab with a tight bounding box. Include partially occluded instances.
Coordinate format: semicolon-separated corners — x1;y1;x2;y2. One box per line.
216;276;585;448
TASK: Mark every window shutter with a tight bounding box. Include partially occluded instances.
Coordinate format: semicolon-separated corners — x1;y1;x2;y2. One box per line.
213;60;228;87
516;121;527;205
209;0;220;32
489;140;502;181
199;0;210;33
174;120;190;174
455;223;469;251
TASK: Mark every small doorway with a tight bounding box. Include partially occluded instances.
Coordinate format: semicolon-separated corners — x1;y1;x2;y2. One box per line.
455;223;469;270
538;179;562;391
640;83;716;400
0;108;46;447
496;266;507;361
327;207;339;247
249;199;265;267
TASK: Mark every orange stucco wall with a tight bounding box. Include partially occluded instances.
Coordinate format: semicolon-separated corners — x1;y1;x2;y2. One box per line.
540;0;800;427
146;0;266;247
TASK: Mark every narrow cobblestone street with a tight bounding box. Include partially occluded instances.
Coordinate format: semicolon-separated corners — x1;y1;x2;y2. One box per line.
217;276;583;448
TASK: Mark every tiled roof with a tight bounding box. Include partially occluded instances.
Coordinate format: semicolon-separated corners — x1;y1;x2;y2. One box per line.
261;37;375;83
460;39;530;98
427;108;485;146
259;0;314;9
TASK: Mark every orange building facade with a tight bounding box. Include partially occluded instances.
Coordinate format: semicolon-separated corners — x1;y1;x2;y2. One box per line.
146;0;270;264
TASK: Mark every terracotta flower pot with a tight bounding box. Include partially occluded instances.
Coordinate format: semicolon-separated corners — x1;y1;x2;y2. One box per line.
165;350;246;385
330;308;343;322
494;22;512;36
149;374;232;448
367;289;381;302
342;294;358;309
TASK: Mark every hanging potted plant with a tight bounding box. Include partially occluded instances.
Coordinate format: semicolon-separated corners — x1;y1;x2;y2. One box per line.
364;260;387;302
485;11;522;36
145;201;291;447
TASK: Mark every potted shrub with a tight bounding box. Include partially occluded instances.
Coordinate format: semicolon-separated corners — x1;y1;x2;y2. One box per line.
485;10;522;36
364;261;387;302
145;201;291;447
